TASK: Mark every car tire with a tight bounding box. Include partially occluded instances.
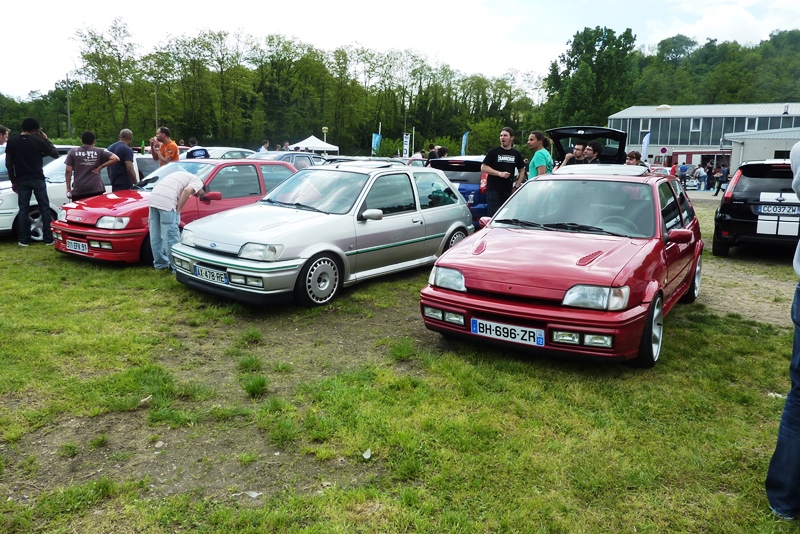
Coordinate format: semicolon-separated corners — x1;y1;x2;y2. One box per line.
711;237;730;257
14;207;56;242
294;253;341;307
630;294;664;369
680;256;702;303
445;228;468;251
140;235;154;265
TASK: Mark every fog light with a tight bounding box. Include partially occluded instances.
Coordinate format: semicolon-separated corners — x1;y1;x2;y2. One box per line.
100;242;112;250
444;312;465;326
246;277;264;288
553;331;581;344
423;306;443;320
584;334;613;348
53;231;61;240
230;274;246;285
89;240;101;248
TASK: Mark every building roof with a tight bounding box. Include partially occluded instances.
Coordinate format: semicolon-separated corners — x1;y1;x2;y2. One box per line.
724;127;800;140
610;103;800;119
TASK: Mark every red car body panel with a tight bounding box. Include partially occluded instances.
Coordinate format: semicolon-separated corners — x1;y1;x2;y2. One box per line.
51;160;296;263
420;173;703;362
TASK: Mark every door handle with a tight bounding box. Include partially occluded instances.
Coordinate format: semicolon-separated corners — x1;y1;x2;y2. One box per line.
412;217;422;224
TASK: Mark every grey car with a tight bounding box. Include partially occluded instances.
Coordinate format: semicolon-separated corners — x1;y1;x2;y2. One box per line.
172;164;473;306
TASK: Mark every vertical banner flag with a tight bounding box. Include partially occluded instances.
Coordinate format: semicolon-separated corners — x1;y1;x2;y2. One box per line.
640;132;651;162
402;133;410;158
371;133;382;155
461;131;470;156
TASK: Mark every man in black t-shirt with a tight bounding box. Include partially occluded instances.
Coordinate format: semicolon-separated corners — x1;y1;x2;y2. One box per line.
481;127;526;216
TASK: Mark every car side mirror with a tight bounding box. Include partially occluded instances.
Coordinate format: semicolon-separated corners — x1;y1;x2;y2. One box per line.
360;208;383;221
667;228;693;243
478;216;492;228
201;191;222;201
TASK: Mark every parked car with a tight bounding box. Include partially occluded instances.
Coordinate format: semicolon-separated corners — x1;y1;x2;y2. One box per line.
426;156;486;229
420;164;703;368
322;156;407;166
172;164;473;306
712;159;795;256
51;159;296;263
247;151;325;168
0;145;75;182
407;156;428;167
178;147;255;160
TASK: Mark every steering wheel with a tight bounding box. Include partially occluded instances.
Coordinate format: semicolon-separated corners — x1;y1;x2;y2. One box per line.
597;215;638;233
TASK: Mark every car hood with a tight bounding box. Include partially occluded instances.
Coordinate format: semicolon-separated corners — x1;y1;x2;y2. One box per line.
438;227;647;299
546;126;627;164
61;191;150;224
185;203;334;254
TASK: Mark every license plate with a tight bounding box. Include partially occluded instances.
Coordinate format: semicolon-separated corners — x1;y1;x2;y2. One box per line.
66;240;88;253
759;205;799;215
194;265;229;284
471;318;544;346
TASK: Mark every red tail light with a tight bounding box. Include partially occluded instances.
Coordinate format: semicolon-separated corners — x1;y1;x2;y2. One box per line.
479;172;488;194
721;169;741;204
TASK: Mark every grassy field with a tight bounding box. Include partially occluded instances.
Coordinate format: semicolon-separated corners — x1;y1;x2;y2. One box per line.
1;202;799;533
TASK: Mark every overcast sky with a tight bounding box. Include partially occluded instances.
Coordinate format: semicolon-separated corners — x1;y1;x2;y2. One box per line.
3;0;799;101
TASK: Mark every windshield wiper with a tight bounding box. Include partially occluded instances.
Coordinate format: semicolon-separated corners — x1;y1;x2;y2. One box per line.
543;222;629;237
263;198;327;214
494;218;551;230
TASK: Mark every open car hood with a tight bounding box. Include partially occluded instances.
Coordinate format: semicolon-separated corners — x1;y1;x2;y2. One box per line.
546;126;627;164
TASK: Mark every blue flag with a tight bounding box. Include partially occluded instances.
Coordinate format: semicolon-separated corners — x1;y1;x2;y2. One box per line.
371;133;382;155
461;131;469;156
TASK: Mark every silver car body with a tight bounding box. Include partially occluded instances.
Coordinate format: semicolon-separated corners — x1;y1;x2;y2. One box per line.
172;164;473;305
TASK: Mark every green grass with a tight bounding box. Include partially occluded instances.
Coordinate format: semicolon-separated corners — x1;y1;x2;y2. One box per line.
1;212;799;532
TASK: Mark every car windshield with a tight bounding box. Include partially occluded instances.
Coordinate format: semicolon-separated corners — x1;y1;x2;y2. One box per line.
138;161;217;191
495;179;656;238
262;168;369;214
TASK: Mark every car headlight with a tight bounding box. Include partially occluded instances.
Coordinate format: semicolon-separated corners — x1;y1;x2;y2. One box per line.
180;229;194;247
96;216;130;229
562;285;630;311
238;243;284;261
57;208;67;222
429;266;466;292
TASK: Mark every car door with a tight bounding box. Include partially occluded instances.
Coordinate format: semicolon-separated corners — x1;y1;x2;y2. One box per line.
658;181;694;298
353;172;426;276
413;170;462;255
184;163;262;224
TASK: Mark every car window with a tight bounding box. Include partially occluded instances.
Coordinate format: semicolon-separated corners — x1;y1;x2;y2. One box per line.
670;179;696;225
208;164;260;198
220;150;248;159
414;172;458;209
140;161;218;191
295;156;312;169
364;173;416;214
428;159;484;184
658;182;682;231
312;156;325;165
136;158;159;180
259;164;294;191
735;163;793;193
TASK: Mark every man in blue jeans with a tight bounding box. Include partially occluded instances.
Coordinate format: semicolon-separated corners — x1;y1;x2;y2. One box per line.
148;170;205;271
766;140;800;520
5;118;59;245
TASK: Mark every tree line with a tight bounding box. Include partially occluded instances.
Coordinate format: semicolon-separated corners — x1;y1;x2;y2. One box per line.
2;20;799;157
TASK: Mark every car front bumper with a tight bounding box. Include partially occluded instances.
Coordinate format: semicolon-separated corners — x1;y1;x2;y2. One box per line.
51;221;148;263
419;285;650;361
172;244;304;305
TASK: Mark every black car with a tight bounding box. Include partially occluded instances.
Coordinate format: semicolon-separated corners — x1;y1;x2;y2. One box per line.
712;159;796;256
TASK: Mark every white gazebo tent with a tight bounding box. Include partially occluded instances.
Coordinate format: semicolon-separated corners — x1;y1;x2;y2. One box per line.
288;135;339;154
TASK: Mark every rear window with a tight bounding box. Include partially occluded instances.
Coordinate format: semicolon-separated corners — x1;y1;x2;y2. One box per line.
428;159;483;184
735;163;793;193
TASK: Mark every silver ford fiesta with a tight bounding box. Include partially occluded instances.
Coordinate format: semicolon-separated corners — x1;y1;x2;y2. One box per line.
171;162;474;306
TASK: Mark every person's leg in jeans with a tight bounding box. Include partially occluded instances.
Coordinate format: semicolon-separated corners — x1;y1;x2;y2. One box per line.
149;207;169;270
30;179;53;243
766;281;800;520
16;180;34;244
162;210;180;271
486;190;502;217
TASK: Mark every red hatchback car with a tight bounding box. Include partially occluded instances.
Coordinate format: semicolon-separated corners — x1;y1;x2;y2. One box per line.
51;159;296;264
420;164;703;368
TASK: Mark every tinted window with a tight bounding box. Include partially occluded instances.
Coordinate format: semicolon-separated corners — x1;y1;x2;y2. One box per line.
659;182;682;231
428;159;483;184
414;172;458;209
259;164;294;191
208;164;261;198
735;164;793;193
364;173;416;214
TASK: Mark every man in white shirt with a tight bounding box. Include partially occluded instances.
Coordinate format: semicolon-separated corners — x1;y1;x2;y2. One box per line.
148;170;205;271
